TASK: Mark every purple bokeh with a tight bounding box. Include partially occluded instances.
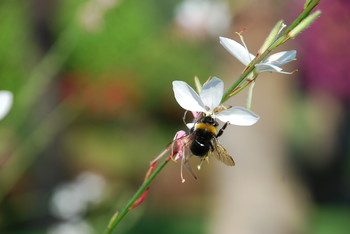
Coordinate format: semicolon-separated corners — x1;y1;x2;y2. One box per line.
299;0;350;103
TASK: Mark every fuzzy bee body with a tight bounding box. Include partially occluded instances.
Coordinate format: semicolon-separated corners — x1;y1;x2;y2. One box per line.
190;117;217;157
187;116;235;166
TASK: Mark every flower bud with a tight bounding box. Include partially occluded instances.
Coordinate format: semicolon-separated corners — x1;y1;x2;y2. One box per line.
289;10;321;38
258;20;286;54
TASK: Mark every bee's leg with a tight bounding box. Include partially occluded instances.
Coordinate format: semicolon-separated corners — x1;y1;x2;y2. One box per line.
197;157;205;170
209;141;214;151
197;155;209;170
216;122;229;138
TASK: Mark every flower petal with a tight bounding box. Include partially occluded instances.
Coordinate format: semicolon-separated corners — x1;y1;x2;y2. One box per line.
255;63;283;73
173;81;206;112
186;123;195;129
0;91;13;120
216;106;259;126
219;37;255;66
199;77;224;112
264;50;296;66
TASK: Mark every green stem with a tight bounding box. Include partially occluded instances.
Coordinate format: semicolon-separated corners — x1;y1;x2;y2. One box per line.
0;101;79;201
0;23;82;201
221;0;320;103
104;159;169;234
271;0;320;49
246;81;256;110
13;23;81;128
221;52;267;103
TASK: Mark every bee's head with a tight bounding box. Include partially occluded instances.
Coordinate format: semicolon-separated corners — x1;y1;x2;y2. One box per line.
200;116;218;126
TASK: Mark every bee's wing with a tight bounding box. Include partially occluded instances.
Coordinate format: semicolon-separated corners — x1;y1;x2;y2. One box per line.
210;138;235;166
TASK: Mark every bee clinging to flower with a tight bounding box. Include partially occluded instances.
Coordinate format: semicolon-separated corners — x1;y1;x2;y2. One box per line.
158;77;260;182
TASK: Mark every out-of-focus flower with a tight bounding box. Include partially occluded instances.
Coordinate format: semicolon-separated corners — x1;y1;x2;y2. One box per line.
300;0;350;103
48;220;93;234
0;91;13;120
173;77;259;125
49;172;106;220
59;72;141;118
220;36;296;74
174;0;231;37
79;0;121;33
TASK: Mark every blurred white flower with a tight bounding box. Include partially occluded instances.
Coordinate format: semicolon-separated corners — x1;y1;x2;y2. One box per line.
220;36;297;74
79;0;121;33
0;90;13;120
47;220;93;234
49;171;106;220
174;0;231;36
172;77;259;126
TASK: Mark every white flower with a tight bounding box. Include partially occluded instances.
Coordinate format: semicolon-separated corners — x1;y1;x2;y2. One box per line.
219;36;296;74
172;77;259;126
0;90;13;120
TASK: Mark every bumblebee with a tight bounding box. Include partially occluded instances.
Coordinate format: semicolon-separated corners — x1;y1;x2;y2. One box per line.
188;115;235;168
160;114;235;182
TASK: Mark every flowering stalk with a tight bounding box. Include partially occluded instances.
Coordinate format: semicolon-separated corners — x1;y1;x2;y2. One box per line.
221;0;320;103
104;159;169;234
104;1;321;233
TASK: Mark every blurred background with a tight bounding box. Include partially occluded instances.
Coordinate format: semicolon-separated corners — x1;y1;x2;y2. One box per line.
0;0;349;233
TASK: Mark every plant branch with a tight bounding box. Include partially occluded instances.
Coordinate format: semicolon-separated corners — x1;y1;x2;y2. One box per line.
221;0;320;104
104;159;169;234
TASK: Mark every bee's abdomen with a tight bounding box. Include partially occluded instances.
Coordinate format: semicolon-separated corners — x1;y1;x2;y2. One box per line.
190;140;210;156
190;129;213;157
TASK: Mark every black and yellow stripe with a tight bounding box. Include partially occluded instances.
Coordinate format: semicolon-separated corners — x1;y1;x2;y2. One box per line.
195;122;217;134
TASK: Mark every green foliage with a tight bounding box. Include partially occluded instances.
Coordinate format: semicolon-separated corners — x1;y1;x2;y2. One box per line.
125;211;206;234
0;1;31;91
55;0;216;106
311;205;350;234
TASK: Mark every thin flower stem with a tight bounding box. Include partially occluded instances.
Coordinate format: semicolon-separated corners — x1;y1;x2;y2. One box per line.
221;55;265;103
229;79;255;98
271;0;320;49
13;23;80;128
104;159;169;234
0;100;80;202
246;81;256;110
0;23;82;202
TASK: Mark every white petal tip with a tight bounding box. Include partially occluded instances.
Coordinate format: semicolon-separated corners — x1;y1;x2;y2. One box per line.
172;80;206;112
0;91;13;120
216;106;260;126
186;123;195;129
